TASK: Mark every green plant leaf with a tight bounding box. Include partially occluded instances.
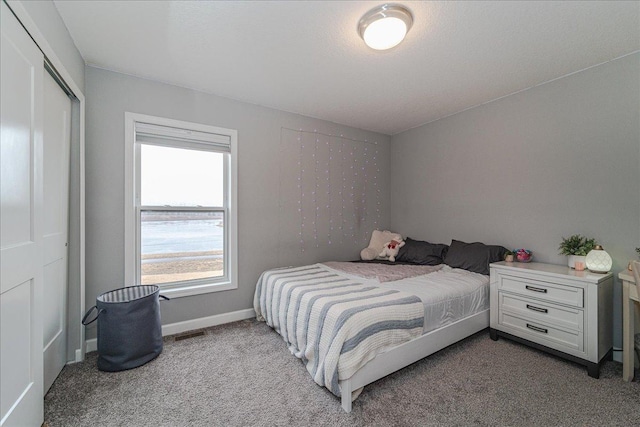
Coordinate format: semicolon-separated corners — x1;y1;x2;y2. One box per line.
558;234;598;256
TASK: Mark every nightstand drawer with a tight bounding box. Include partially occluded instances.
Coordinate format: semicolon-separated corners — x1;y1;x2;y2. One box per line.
499;312;583;352
500;293;583;331
499;275;583;308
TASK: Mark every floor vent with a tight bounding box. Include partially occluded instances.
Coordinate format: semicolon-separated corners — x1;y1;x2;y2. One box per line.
174;331;206;341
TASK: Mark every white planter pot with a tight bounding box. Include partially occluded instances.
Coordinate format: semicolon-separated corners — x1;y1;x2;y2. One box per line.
567;255;586;269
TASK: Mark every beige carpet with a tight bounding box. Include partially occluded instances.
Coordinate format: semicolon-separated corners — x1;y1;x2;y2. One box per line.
45;319;640;426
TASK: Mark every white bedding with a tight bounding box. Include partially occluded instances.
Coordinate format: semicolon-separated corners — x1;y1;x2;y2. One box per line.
322;264;489;335
254;262;489;402
254;264;425;399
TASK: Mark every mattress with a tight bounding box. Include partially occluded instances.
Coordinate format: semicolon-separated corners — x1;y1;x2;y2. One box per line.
322;264;489;335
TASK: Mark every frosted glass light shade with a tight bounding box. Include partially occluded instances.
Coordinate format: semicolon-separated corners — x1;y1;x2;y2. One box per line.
358;4;413;50
585;245;612;273
363;17;407;50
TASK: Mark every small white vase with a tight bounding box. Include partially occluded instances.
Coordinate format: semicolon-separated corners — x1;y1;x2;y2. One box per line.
567;255;586;269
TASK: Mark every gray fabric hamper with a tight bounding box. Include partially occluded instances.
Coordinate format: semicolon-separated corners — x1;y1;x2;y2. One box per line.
82;285;169;372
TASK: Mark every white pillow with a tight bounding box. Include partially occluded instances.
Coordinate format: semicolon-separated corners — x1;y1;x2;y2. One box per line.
360;230;402;260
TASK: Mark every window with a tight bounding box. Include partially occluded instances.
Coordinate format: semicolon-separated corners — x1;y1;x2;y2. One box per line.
125;113;237;298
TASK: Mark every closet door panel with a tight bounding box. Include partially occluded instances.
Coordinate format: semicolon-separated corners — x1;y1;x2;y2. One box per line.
0;16;34;251
1;2;44;426
42;71;71;394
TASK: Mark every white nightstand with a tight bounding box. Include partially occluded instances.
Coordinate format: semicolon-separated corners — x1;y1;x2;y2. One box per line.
490;261;613;378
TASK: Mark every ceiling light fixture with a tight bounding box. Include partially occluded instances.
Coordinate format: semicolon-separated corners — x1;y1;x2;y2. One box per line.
358;4;413;51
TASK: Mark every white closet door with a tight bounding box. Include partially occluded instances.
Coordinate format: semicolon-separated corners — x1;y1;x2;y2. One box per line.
42;72;71;394
0;2;45;426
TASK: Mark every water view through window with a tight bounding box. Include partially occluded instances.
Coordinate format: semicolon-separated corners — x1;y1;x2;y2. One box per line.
139;143;226;286
140;211;225;285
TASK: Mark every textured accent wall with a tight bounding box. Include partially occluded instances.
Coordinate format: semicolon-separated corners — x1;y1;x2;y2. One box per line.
277;128;382;261
390;53;640;350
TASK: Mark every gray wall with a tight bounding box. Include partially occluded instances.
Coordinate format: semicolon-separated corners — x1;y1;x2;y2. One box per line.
390;53;640;350
84;66;391;339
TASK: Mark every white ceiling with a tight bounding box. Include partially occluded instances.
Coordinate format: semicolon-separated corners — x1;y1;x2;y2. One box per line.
54;1;640;135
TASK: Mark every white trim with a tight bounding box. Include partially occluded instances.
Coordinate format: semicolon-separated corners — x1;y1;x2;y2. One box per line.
613;350;622;363
124;112;238;298
161;308;254;336
124;113;135;285
159;281;237;299
85;339;97;355
7;0;86;362
84;308;255;353
65;348;83;365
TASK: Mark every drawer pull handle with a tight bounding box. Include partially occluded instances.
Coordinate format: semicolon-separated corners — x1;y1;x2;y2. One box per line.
525;285;548;293
526;323;548;334
526;304;548;314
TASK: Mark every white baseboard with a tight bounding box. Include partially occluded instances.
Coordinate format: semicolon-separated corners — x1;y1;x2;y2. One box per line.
84;308;255;354
613;349;622;363
161;308;255;336
64;348;85;365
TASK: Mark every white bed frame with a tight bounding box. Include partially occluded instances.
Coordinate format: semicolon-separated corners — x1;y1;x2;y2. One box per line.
338;309;490;412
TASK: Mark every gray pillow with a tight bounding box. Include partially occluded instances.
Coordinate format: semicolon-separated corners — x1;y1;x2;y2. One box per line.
395;237;449;265
443;239;508;275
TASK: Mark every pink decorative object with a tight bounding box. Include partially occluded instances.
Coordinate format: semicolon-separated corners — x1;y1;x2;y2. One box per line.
574;261;585;271
515;249;533;263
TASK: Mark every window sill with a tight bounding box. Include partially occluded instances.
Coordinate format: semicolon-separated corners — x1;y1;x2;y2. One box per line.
158;280;237;299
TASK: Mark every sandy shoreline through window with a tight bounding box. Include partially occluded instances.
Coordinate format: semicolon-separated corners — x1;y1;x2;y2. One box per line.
141;250;223;285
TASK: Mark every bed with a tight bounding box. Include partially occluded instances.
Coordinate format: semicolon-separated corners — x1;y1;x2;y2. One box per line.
253;239;505;412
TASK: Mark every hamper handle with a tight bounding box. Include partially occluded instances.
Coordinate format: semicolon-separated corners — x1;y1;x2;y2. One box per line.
159;295;170;301
81;306;105;325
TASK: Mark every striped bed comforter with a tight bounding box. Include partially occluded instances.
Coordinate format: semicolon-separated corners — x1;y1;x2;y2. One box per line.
253;263;425;400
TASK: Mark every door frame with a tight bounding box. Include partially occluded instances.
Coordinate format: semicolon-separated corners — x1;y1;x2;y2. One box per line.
6;0;87;362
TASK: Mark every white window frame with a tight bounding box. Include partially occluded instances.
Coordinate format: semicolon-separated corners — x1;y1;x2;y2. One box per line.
124;112;238;298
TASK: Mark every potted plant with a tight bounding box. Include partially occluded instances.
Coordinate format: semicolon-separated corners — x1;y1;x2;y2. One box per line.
504;250;514;263
558;234;598;268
